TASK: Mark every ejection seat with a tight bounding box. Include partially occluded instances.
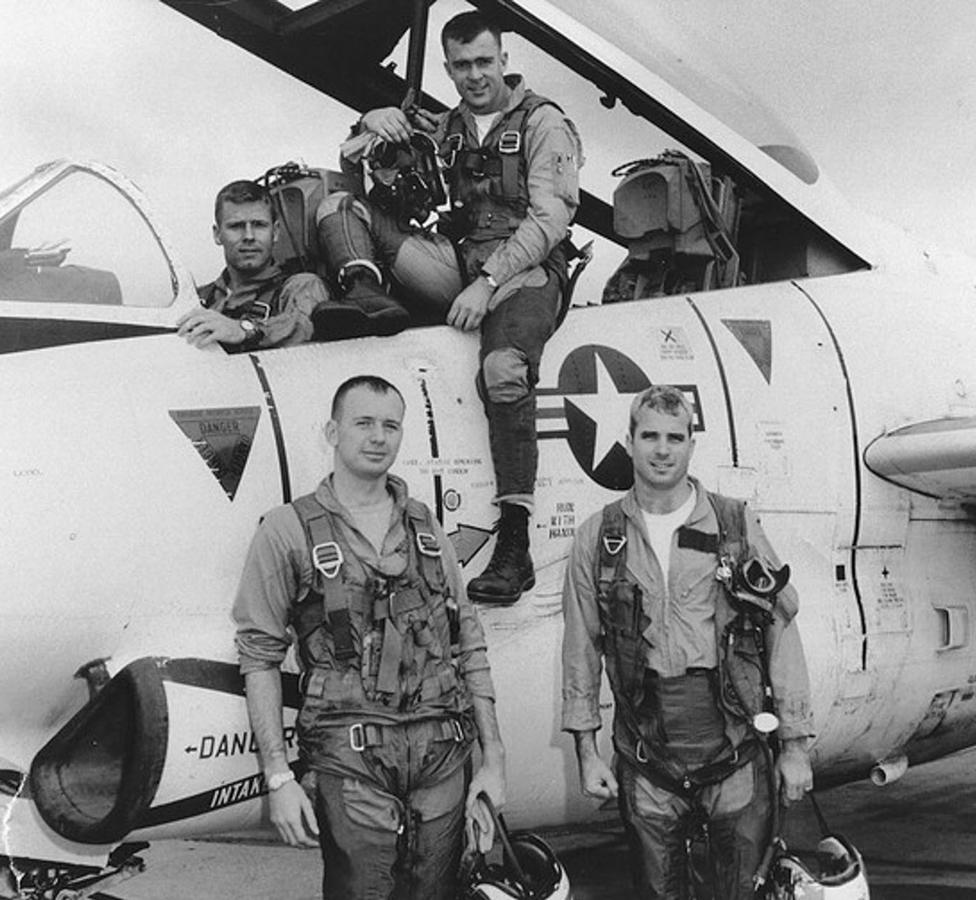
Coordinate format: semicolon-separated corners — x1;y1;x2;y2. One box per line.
602;150;741;302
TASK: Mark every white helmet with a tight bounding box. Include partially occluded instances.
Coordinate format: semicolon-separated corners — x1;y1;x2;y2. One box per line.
767;834;869;900
463;831;571;900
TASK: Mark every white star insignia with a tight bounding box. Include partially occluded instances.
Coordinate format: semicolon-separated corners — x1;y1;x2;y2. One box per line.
564;353;644;471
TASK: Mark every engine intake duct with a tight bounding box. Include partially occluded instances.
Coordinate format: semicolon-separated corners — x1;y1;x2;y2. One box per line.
29;658;168;844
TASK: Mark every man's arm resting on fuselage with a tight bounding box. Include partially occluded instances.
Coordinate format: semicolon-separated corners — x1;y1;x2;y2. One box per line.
244;667;319;848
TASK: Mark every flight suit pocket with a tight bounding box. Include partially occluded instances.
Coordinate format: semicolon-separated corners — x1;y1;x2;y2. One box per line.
551;150;579;202
412;764;466;823
706;761;755;817
341;777;404;833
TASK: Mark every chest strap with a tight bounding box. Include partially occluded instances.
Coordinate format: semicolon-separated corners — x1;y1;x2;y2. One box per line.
292;494;357;661
200;280;282;322
596;499;628;601
443;96;559;200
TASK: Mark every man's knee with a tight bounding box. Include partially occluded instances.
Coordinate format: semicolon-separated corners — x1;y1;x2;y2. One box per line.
315;190;370;226
481;348;531;404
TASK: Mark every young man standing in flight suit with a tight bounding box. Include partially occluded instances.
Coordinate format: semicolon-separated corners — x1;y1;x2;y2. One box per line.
561;385;814;898
178;180;329;351
315;11;583;605
233;375;505;899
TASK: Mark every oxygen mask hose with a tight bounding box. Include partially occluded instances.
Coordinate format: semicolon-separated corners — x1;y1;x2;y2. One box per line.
752;738;781;894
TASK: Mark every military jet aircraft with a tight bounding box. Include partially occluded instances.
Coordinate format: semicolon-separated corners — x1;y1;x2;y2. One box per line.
3;0;976;896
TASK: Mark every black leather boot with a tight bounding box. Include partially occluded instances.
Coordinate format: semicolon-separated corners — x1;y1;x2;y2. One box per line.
313;203;410;339
341;268;410;335
467;504;535;605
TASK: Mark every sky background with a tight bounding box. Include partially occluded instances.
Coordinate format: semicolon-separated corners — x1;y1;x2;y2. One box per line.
3;0;976;283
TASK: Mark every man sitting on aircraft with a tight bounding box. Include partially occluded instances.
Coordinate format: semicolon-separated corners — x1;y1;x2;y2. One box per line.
177;180;329;351
315;11;583;605
233;374;506;900
562;385;815;899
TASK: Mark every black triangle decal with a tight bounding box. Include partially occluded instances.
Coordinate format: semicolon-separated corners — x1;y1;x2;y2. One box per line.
722;319;772;384
170;407;261;500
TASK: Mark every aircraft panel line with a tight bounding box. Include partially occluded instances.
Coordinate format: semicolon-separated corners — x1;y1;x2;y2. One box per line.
791;280;867;669
684;295;739;466
248;354;292;505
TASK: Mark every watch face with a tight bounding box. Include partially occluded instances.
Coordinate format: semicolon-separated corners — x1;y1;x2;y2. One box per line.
240;319;255;333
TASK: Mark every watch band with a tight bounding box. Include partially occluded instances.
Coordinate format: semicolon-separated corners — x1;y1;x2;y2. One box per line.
266;770;295;792
239;317;263;349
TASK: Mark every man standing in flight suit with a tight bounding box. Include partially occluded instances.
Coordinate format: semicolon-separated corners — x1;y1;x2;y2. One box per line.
562;385;814;898
234;375;505;899
315;11;583;605
178;180;329;351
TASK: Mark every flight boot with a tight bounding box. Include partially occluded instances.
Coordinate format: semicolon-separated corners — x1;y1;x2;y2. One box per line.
467;503;535;605
313;201;410;339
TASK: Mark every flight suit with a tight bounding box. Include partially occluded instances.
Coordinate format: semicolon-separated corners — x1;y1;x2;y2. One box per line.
234;474;494;899
562;478;814;899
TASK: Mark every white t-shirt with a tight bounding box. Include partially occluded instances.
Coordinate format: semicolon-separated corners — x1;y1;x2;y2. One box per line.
345;494;395;554
641;487;696;581
473;112;500;145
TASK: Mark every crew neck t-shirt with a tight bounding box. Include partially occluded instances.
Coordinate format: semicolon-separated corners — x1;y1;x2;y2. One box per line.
344;494;395;554
473;112;500;145
641;486;696;581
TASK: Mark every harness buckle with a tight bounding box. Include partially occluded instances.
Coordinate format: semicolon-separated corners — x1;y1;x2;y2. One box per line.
602;534;627;556
498;130;521;154
451;718;465;742
349;723;366;752
312;541;343;579
444;133;463;168
416;532;441;557
635;738;648;764
249;301;272;323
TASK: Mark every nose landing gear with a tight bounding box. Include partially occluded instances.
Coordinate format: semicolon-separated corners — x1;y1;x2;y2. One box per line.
1;842;148;900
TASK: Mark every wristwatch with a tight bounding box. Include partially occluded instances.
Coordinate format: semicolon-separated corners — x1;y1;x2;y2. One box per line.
266;770;295;792
481;272;499;290
239;317;262;348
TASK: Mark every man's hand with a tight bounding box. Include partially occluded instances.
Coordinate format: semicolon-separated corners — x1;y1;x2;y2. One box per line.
409;107;442;134
777;740;813;805
579;753;619;800
176;308;246;348
573;730;618;799
361;107;414;143
447;278;493;332
268;779;319;848
465;746;506;853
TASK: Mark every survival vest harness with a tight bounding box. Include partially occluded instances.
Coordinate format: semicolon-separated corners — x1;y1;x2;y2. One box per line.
290;493;465;718
595;491;778;796
198;274;284;327
439;91;561;243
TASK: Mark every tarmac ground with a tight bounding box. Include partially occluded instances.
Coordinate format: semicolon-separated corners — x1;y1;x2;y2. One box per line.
91;747;976;898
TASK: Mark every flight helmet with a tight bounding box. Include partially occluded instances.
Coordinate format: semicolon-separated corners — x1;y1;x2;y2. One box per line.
461;795;571;900
767;833;869;900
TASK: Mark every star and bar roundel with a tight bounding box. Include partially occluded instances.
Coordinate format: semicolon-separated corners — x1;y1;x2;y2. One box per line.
537;344;703;491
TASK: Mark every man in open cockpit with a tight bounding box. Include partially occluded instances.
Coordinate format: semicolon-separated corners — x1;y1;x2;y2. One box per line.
178;180;329;351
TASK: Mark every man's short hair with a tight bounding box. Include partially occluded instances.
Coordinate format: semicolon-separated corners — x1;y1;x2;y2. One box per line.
213;180;275;225
441;11;502;51
628;385;695;436
331;375;405;420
